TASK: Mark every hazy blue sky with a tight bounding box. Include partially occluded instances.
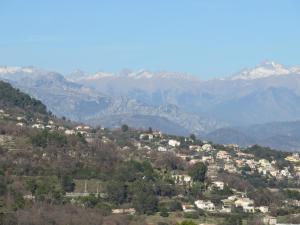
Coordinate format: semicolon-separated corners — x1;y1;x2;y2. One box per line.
0;0;299;78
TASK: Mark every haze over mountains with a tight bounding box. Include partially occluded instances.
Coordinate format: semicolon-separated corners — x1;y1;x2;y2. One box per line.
1;61;300;151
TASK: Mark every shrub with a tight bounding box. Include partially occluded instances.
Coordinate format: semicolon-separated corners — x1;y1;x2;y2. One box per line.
160;207;169;217
183;212;199;219
179;220;197;225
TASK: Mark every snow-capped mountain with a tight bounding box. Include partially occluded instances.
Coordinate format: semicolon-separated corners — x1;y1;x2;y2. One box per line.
69;61;300;127
230;60;300;80
0;66;223;135
2;60;300;145
68;69;198;81
0;66;35;74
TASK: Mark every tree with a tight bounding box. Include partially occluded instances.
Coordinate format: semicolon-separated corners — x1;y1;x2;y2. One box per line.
121;124;129;132
10;189;25;210
26;177;64;203
179;220;197;225
31;130;68;148
188;162;207;182
190;134;196;142
169;200;182;211
106;181;128;205
189;182;205;198
131;180;158;215
159;207;169;217
222;215;242;225
61;175;75;192
0;171;6;196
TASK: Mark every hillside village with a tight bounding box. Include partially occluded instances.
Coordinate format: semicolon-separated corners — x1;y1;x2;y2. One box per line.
2;101;300;225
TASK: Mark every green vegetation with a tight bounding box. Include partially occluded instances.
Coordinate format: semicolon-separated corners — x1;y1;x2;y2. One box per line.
0;81;48;115
31;130;68;147
1;82;300;225
188;162;207;182
179;221;197;225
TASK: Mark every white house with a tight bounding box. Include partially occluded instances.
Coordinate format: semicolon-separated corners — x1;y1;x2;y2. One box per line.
32;124;45;129
168;139;180;147
16;122;24;127
153;131;163;138
157;146;167;152
216;151;230;160
16;116;25;121
182;204;196;213
140;133;154;140
77;130;88;136
257;206;269;213
202;143;213;151
23;194;35;200
224;163;237;173
211;181;224;190
235;198;255;213
259;159;272;168
75;125;90;131
280;167;292;178
285;153;300;163
189;145;202;152
58;126;65;131
112;208;136;215
221;199;233;213
65;129;76;135
263;216;277;225
202;156;214;163
45;125;54;129
194;200;215;211
173;174;192;185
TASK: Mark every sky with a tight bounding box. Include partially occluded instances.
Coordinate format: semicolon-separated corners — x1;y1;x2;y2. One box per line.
0;0;299;78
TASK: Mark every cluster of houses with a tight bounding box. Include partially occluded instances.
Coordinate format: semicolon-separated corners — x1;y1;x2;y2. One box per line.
136;131;297;182
183;196;267;214
128;130;300;223
3;109;300;224
0;109;10;119
30;120;93;136
0;108;96;138
181;184;267;214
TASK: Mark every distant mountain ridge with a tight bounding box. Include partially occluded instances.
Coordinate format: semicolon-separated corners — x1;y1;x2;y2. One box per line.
69;61;300;126
0;66;224;135
1;61;300;151
229;60;300;80
205;121;300;151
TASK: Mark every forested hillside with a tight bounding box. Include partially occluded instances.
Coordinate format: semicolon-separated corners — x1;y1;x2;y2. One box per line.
0;80;48;115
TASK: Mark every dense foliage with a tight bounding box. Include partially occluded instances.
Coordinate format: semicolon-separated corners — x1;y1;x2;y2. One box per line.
0;81;48;115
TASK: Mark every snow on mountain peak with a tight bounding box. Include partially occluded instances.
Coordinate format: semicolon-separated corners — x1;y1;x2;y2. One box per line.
120;69;199;80
0;66;35;74
85;72;114;80
77;69;199;81
231;61;300;80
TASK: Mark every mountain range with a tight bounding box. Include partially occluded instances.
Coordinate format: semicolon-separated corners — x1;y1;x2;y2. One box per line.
1;60;300;151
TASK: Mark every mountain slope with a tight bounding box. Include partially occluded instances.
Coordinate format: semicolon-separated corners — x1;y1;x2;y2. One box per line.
1;61;300;139
205;121;300;151
0;80;48;115
72;61;300;127
0;67;224;134
229;60;300;80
